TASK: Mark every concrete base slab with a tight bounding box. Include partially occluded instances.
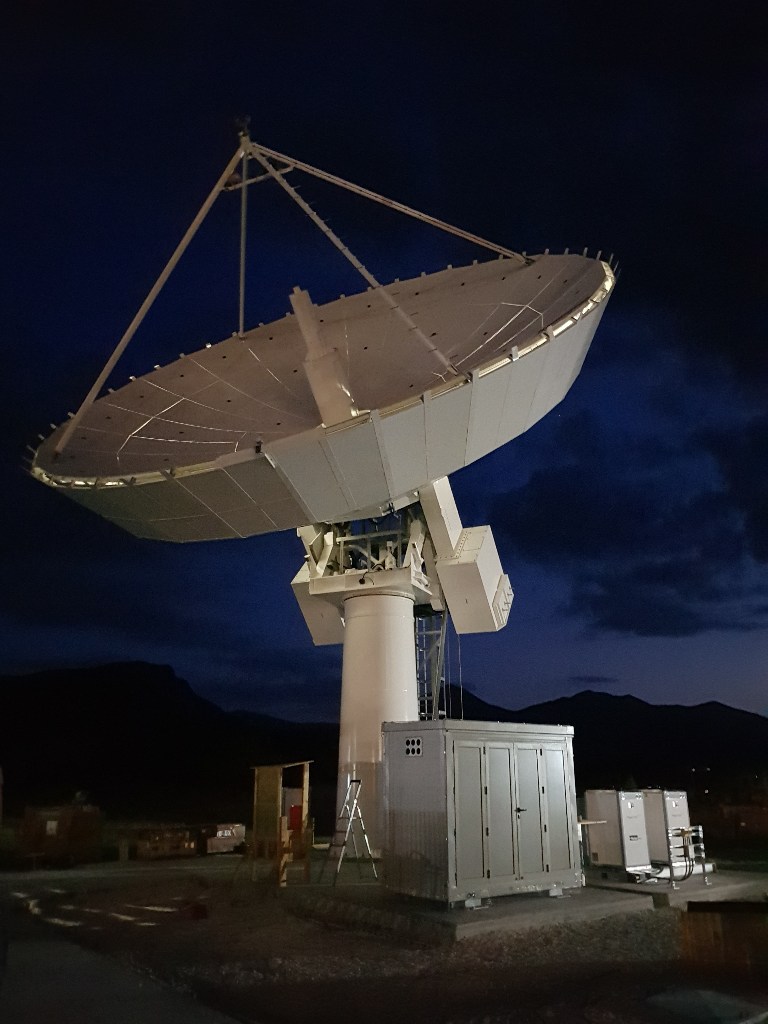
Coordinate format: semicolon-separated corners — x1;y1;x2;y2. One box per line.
585;869;768;909
285;880;656;941
0;939;239;1024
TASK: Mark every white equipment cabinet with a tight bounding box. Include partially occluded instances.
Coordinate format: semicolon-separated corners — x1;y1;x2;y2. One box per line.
382;720;580;904
584;790;651;872
642;789;690;863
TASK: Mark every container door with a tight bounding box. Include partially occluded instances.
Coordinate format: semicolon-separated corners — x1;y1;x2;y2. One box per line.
452;741;487;891
485;744;516;882
513;744;547;881
542;744;574;872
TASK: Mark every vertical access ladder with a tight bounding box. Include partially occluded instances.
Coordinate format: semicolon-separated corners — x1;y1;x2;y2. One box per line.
415;610;448;720
320;779;378;883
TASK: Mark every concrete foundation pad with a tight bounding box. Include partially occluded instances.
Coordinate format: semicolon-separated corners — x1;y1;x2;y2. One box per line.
285;880;656;941
448;885;656;940
585;868;768;909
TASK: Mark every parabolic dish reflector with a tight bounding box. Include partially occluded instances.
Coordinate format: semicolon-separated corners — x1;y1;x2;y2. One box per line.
33;253;613;542
32;135;614;541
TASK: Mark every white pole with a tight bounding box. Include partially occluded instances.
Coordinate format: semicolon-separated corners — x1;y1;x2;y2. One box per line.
238;140;249;337
337;590;419;855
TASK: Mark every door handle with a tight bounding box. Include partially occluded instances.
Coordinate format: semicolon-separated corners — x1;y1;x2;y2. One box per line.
515;807;527;813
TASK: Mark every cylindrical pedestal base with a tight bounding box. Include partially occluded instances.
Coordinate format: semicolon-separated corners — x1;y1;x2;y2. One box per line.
337;590;418;854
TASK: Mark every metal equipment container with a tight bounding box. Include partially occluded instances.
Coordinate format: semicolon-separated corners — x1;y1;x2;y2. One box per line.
584;789;651;872
198;823;246;854
642;789;690;863
382;720;580;904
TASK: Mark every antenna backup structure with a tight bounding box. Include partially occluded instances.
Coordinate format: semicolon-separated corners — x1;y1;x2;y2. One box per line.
31;131;615;847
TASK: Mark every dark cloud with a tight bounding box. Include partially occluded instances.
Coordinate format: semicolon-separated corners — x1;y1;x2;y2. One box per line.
493;464;657;566
568;675;620;689
490;411;767;637
568;569;765;638
197;647;342;720
700;415;768;563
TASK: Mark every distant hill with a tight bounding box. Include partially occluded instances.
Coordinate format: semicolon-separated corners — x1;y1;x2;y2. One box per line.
1;664;766;824
451;686;768;798
0;663;339;822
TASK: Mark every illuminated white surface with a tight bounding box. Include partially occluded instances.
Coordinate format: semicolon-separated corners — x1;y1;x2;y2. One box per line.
337;591;419;852
33;255;613;541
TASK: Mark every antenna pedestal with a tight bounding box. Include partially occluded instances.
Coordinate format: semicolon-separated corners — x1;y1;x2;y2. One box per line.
337;590;419;855
292;488;513;860
296;561;430;854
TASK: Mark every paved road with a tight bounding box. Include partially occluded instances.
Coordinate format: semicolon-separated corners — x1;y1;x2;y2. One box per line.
0;938;244;1024
0;859;246;1023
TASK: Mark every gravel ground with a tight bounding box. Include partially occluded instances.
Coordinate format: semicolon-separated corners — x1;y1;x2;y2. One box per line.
2;860;766;1024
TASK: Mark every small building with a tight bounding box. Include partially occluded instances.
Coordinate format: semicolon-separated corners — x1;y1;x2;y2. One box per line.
383;720;580;905
19;804;103;866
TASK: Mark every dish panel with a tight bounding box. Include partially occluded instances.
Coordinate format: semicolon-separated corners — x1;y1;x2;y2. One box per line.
425;382;472;481
465;362;515;466
373;401;428;498
323;418;389;513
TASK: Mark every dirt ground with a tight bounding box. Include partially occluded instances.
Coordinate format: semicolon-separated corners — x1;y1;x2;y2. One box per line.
3;857;767;1024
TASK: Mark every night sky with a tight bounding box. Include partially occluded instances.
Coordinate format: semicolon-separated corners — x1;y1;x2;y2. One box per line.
2;3;766;720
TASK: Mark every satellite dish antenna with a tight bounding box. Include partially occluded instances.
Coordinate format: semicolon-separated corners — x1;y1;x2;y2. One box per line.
31;131;615;848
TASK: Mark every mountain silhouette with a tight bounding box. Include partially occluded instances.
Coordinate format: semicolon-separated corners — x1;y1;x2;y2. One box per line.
452;686;768;796
1;664;766;825
0;662;338;822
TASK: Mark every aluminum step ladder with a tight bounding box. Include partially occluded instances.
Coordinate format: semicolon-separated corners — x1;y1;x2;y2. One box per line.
320;779;378;884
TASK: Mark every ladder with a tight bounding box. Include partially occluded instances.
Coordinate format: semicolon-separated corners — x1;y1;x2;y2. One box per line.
320;779;378;883
415;610;447;720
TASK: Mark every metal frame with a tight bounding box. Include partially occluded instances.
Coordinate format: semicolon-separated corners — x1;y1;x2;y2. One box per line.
54;130;527;458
